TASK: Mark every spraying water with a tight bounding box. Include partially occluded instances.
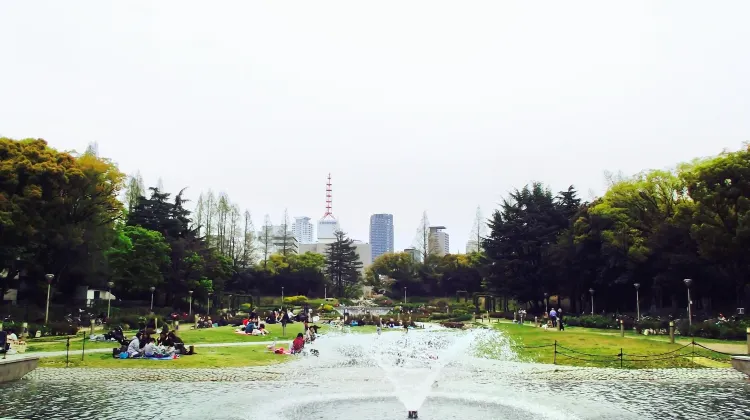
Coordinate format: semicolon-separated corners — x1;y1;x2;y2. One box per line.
306;326;511;413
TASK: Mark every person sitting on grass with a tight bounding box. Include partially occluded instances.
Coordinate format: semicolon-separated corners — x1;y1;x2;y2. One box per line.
164;331;192;355
252;323;268;336
291;333;305;354
143;337;157;357
245;320;256;334
127;332;143;358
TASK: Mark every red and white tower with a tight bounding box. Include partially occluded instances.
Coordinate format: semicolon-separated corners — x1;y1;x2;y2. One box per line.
317;173;340;243
322;173;334;219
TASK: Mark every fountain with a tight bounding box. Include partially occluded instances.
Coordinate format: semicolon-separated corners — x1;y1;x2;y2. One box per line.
3;326;750;419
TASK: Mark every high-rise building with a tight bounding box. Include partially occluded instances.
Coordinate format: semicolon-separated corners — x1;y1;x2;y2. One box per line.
429;226;450;256
403;247;421;262
369;214;394;261
292;216;314;244
465;239;479;253
317;173;340;243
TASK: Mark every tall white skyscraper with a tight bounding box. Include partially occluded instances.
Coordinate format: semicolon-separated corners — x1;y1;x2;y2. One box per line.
292;216;314;244
429;226;450;256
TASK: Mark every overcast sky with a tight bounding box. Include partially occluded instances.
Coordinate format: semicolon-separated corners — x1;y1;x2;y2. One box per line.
2;1;749;252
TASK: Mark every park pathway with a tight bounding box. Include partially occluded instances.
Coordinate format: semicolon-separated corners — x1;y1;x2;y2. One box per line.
27;340;281;358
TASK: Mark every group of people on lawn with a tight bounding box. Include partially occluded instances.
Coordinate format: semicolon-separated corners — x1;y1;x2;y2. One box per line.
122;327;192;359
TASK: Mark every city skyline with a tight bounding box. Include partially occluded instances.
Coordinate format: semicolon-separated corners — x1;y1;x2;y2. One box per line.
2;2;748;254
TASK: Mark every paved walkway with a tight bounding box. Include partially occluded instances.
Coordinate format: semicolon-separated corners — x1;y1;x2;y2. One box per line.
25;340;281;358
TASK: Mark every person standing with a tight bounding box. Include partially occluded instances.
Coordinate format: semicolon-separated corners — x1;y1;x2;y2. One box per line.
549;308;558;328
557;308;564;331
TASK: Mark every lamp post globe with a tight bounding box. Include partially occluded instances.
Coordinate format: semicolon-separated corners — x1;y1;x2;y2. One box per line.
44;274;55;324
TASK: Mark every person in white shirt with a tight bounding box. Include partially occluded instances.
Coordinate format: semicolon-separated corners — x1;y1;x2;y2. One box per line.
127;333;143;357
7;331;18;341
142;338;157;357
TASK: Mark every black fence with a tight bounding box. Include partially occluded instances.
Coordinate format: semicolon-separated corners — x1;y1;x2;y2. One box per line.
511;339;740;368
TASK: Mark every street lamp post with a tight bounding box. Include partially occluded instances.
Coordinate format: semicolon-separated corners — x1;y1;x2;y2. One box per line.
404;287;407;304
281;287;285;303
44;274;54;324
589;288;595;315
634;283;641;321
207;292;213;315
543;292;549;314
188;290;194;316
150;286;156;311
684;278;693;327
227;294;233;312
107;281;114;319
324;286;327;300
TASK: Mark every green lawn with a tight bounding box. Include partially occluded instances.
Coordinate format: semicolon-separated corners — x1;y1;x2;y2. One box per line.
23;322;328;353
491;322;731;369
39;345;286;369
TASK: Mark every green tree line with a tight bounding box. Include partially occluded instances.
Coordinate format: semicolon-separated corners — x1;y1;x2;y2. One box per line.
0;137;364;308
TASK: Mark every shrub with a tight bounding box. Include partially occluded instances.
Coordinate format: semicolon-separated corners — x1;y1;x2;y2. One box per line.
635;318;669;334
321;304;335;313
440;321;464;329
239;303;253;312
564;315;617;329
429;313;452;320
449;314;473;322
108;315;146;330
283;295;308;306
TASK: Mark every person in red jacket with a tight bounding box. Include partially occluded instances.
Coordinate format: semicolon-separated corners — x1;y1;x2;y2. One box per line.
291;333;305;354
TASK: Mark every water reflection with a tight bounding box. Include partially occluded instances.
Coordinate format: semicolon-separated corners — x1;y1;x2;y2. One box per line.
2;329;750;420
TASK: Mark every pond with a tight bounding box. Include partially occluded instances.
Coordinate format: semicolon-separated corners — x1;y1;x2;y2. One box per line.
2;329;750;419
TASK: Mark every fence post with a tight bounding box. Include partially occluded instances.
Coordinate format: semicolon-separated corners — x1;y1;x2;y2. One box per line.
620;348;623;368
669;321;675;344
81;330;86;361
691;339;695;365
66;337;70;367
620;319;624;337
553;340;557;365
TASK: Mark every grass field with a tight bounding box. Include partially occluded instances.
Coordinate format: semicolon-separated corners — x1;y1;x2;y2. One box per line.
22;321;396;355
491;322;732;369
38;345;285;369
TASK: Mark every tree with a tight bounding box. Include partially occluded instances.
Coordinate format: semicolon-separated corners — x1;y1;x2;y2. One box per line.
685;146;750;306
277;209;297;256
259;215;273;268
325;230;363;297
123;171;145;213
242;210;256;268
413;211;431;262
483;183;565;308
467;206;487;253
366;252;419;293
0;138;125;297
107;225;171;298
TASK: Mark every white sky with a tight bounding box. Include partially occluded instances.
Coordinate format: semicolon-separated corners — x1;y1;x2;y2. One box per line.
1;1;749;252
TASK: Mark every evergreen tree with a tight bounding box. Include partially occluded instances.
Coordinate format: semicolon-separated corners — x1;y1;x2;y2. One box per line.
325;230;363;297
